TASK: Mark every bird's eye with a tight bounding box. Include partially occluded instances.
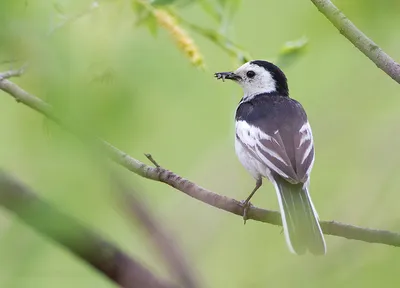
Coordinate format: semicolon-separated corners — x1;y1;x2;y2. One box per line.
246;71;256;78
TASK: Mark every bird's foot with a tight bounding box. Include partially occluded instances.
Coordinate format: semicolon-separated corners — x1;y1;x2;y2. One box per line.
239;200;253;225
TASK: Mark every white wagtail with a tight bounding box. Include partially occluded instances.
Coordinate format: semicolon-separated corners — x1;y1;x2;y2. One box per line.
215;60;326;255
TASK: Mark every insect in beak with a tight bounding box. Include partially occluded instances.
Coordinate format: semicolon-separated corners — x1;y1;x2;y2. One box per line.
214;72;242;82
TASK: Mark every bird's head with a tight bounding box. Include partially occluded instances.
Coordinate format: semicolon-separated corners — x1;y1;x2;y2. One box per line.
215;60;289;98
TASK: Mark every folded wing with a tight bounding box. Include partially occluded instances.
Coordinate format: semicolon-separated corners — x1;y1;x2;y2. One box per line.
235;117;314;184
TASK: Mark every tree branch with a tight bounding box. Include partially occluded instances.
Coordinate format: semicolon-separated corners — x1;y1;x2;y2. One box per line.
1;76;400;247
310;0;400;84
0;63;27;80
0;171;178;288
115;176;200;288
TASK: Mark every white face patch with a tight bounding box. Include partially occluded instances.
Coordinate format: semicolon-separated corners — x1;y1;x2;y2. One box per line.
234;62;277;99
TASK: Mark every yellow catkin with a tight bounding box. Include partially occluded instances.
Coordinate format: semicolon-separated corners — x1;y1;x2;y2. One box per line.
153;9;204;68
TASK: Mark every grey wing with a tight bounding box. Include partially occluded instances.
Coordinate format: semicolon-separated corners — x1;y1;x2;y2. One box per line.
236;120;315;184
293;121;315;183
236;120;298;182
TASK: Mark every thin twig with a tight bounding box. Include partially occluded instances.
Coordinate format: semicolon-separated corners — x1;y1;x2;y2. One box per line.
0;2;100;82
114;177;200;288
310;0;400;84
1;75;400;247
145;153;161;168
0;59;21;66
49;1;100;36
0;171;177;288
0;63;28;81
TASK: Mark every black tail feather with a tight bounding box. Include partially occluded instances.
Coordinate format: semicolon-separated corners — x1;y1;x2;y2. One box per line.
274;177;326;255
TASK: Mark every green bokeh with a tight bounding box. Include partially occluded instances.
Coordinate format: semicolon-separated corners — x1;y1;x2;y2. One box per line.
1;1;400;287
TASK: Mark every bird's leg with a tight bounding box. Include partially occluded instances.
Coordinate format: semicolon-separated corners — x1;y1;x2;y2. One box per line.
240;178;262;225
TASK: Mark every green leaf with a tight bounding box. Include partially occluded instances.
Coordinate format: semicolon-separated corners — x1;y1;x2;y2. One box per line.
280;36;308;55
216;0;241;20
198;0;221;21
131;0;145;15
175;0;197;7
131;0;159;37
151;0;177;5
135;10;151;25
226;0;241;19
151;0;196;7
218;0;241;34
276;36;308;68
53;1;66;16
134;11;159;37
145;14;159;37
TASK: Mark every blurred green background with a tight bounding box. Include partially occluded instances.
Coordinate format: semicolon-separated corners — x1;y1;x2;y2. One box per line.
1;0;400;287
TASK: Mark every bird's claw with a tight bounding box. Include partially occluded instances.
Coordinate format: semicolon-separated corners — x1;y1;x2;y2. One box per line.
239;200;253;225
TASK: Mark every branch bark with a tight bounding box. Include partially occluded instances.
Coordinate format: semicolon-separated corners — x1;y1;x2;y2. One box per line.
0;64;27;80
0;171;178;288
1;77;400;247
310;0;400;84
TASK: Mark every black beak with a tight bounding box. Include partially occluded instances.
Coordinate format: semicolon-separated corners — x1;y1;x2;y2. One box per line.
214;71;241;82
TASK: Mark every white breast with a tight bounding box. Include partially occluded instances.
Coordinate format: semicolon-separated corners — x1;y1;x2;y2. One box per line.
235;135;273;182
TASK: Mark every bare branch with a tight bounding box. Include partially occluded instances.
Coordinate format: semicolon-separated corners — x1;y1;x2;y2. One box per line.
310;0;400;84
1;77;400;247
145;153;161;168
115;177;200;288
0;171;178;288
0;63;28;80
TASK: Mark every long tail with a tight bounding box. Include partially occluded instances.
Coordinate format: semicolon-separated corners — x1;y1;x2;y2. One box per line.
273;177;326;255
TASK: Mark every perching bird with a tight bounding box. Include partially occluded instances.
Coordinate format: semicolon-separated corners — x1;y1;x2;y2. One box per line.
215;60;326;255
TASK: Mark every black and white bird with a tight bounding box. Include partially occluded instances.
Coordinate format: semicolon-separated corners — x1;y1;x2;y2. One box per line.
215;60;326;255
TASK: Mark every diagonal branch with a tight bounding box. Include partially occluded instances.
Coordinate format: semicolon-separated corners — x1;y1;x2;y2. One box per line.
1;76;400;247
310;0;400;84
115;176;200;288
0;171;178;288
